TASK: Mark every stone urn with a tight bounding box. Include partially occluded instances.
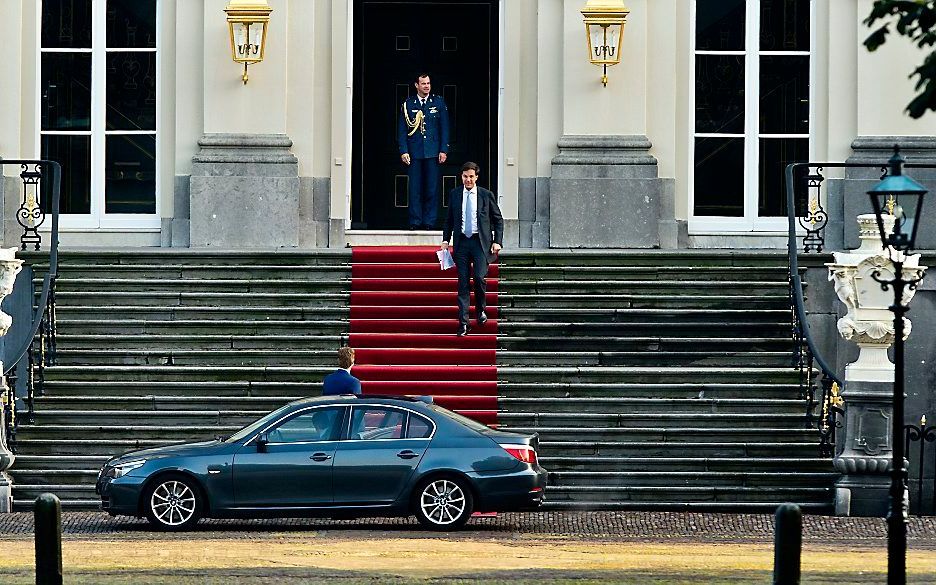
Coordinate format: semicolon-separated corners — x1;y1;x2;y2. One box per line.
826;214;927;516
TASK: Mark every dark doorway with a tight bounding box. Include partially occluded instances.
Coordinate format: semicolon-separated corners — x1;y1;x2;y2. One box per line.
352;0;498;229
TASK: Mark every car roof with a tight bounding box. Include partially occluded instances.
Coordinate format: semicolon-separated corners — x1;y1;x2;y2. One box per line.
286;395;432;408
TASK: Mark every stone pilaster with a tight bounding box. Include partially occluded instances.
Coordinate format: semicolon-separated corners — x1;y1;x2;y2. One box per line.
548;135;663;248
190;134;300;248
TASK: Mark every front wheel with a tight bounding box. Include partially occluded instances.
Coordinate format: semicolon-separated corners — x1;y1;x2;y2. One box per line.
143;474;203;531
413;476;473;530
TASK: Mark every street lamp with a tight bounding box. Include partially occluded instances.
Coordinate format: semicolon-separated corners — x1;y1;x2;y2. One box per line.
867;145;928;585
224;0;273;85
580;0;629;87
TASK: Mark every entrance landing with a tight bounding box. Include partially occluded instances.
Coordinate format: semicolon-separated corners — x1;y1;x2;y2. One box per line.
346;229;443;247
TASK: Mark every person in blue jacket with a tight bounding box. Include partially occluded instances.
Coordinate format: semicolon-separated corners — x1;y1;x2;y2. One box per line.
398;73;450;230
322;346;362;396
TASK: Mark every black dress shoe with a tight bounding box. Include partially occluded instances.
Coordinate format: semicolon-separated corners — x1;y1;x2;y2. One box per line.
408;225;417;231
477;312;488;327
456;323;469;337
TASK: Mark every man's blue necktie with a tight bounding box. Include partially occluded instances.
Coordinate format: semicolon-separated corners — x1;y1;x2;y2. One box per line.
464;191;474;237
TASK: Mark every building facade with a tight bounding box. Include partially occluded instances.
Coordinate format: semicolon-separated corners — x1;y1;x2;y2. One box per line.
1;0;936;250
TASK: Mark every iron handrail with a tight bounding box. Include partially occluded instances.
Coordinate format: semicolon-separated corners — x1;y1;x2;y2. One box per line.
2;160;60;376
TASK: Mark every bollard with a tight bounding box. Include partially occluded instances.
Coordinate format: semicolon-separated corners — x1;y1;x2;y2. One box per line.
773;503;802;585
34;493;62;585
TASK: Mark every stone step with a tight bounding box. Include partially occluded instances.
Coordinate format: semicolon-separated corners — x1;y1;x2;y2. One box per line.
34;395;300;412
499;382;804;400
537;441;822;458
14;438;186;456
54;306;349;321
15;424;241;441
547;471;838;487
543;485;832;504
538;456;834;472
499;412;811;429
496;351;793;367
497;321;791;336
30;409;265;426
41;380;323;397
498;280;788;295
498;308;789;323
13;455;113;470
498;250;788;268
56;334;344;351
499;294;790;310
53;349;346;367
24;250;351;266
52;278;349;293
498;397;806;414
500;266;790;282
55;319;346;335
500;426;819;442
9;469;100;485
496;367;802;384
49;264;351;280
538;501;833;512
50;291;350;308
12;486;99;510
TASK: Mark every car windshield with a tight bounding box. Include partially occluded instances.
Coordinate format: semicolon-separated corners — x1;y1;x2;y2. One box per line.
224;403;296;444
427;404;491;432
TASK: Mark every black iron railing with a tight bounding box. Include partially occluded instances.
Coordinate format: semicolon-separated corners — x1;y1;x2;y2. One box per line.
905;416;936;516
2;160;60;453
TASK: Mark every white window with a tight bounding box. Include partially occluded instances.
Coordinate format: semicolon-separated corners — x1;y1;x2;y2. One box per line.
690;0;811;233
39;0;159;229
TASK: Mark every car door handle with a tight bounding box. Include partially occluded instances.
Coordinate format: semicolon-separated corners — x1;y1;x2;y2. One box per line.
397;450;420;460
310;453;332;462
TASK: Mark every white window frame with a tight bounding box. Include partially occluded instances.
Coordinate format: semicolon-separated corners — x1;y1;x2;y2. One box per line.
688;0;814;234
36;0;161;231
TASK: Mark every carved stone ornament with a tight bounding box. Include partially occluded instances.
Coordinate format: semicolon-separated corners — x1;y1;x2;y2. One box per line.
833;456;892;474
0;248;22;338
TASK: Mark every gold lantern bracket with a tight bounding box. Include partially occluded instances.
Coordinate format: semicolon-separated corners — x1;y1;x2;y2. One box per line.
225;0;273;84
581;0;629;87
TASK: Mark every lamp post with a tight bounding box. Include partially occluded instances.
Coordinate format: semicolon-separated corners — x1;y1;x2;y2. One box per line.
867;146;928;585
580;0;628;87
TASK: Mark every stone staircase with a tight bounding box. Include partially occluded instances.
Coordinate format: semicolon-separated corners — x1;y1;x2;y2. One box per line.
10;250;352;509
7;249;836;512
495;251;836;512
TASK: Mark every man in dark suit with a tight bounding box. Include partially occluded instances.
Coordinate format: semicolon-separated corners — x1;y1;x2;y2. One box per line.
441;161;504;337
322;346;362;395
397;73;450;230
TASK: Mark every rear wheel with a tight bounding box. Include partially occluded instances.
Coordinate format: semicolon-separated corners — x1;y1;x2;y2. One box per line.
143;474;202;531
413;476;473;530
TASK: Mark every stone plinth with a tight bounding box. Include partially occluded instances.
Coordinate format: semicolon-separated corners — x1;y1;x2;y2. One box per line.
0;247;23;513
190;134;300;248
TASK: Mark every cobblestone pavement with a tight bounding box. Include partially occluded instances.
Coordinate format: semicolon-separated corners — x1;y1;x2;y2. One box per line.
0;511;934;545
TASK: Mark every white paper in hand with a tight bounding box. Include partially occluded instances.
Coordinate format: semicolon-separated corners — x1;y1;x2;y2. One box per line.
436;248;455;270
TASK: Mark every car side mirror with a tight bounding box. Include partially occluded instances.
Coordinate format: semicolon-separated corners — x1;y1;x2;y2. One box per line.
256;432;269;453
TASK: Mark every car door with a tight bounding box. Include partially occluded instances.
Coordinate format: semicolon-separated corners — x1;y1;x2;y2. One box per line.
331;406;433;504
232;406;345;507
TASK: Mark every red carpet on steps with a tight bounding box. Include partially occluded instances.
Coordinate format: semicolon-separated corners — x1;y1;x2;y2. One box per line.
349;246;498;425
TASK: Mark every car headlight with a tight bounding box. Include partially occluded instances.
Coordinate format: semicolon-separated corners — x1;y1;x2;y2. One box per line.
105;459;146;478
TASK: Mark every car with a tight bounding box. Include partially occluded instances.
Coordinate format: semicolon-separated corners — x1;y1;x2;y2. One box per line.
95;395;547;531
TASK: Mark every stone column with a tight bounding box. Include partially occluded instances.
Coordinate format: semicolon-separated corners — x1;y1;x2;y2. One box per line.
189;134;300;248
827;214;927;516
0;248;23;512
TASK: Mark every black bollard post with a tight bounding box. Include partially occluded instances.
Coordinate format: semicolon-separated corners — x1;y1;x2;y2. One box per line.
34;493;62;585
773;503;802;585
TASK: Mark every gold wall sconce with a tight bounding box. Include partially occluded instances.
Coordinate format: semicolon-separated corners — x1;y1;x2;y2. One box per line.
225;0;272;84
581;0;628;87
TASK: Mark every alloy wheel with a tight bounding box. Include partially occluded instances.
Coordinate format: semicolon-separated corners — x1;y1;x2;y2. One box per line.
150;480;197;527
419;479;467;526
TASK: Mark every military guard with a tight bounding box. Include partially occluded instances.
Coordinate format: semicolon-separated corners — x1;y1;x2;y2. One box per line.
397;73;450;230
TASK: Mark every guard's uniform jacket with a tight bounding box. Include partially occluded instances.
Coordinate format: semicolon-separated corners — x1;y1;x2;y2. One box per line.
397;94;450;159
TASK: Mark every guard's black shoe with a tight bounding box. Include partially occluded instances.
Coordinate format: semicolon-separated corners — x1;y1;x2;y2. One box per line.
456;323;469;337
477;312;488;327
408;225;418;231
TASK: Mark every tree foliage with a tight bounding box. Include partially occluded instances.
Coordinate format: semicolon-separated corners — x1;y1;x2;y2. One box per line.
865;0;936;118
